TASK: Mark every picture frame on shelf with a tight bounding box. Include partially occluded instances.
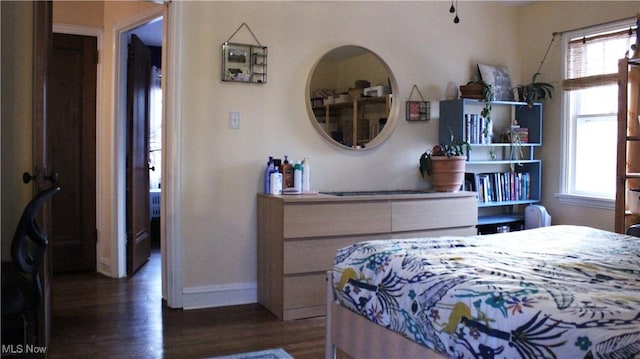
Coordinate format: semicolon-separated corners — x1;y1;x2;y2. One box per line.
478;63;514;101
406;101;430;121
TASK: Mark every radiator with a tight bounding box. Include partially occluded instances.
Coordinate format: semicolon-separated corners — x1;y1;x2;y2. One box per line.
150;189;161;219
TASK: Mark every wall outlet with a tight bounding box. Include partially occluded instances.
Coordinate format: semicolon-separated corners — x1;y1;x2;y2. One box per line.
229;111;240;129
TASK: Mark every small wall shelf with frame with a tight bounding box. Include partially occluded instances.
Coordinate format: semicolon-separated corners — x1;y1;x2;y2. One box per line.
250;46;267;83
222;42;268;84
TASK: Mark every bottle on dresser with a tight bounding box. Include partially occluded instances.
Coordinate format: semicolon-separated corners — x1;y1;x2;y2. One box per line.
302;157;310;192
293;161;303;192
270;167;283;195
263;156;275;194
280;155;294;189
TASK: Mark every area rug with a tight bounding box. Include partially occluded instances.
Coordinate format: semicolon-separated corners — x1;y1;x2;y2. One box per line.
210;348;294;359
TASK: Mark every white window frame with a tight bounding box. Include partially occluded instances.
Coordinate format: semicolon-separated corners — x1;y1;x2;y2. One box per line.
557;18;636;209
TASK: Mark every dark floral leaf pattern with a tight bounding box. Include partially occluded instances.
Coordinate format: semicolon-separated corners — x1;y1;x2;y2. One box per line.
594;332;640;358
333;226;640;358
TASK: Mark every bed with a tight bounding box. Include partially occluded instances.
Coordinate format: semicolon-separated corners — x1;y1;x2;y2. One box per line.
325;225;640;359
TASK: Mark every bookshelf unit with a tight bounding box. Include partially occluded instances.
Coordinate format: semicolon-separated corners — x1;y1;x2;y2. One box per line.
439;99;542;234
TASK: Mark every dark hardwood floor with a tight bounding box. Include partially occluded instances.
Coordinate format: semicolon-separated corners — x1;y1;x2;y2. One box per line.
48;249;332;358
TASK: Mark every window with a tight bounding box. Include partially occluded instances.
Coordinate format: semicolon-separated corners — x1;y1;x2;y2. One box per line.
560;19;636;206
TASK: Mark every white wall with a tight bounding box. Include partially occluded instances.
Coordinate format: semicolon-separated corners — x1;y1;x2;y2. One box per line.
175;1;524;307
517;1;639;231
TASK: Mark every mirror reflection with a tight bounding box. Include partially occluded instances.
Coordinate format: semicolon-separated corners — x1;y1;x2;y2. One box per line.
307;46;397;150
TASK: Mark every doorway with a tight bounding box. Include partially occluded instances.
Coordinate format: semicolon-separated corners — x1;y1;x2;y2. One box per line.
47;3;182;308
52;12;164;280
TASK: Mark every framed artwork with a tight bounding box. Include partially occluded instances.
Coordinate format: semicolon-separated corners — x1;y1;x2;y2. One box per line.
478;63;514;101
222;42;268;83
406;84;430;121
406;101;430;121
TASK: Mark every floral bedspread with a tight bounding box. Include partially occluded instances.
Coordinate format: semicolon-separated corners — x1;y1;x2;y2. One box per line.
332;225;640;358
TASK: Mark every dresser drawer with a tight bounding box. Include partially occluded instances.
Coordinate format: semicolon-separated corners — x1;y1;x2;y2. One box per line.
283;234;388;274
283;273;326;309
391;196;477;232
283;202;391;238
391;226;477;239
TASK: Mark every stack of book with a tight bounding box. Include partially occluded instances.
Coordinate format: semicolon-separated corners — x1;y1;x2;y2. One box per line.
501;126;529;143
464;114;490;144
464;172;531;203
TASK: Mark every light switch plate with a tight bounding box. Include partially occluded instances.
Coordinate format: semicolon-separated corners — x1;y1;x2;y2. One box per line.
229;111;240;129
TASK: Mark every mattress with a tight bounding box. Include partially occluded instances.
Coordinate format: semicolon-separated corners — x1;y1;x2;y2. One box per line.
332;225;640;358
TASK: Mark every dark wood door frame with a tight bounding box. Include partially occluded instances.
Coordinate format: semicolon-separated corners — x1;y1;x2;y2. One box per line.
32;0;53;347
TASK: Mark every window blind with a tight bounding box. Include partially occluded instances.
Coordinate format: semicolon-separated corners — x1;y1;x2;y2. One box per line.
563;27;636;91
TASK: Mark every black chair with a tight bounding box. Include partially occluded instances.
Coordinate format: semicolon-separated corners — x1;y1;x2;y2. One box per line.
1;186;60;346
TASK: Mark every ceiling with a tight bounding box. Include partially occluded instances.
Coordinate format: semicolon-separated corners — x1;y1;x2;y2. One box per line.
131;18;163;47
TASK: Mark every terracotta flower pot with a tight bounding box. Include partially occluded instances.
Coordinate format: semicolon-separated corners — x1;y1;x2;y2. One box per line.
459;83;484;100
429;156;466;192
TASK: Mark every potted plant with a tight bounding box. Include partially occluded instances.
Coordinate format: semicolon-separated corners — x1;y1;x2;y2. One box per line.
461;78;494;141
459;80;485;100
460;78;493;110
516;35;556;107
419;134;470;192
516;72;554;107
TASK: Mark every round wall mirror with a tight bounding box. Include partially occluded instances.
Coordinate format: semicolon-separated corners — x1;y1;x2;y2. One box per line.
306;45;398;150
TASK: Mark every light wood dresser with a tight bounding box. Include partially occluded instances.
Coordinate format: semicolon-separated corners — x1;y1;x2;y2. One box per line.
257;191;478;320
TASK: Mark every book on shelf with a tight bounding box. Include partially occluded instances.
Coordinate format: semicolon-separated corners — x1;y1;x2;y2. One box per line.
465;171;531;203
464;114;491;144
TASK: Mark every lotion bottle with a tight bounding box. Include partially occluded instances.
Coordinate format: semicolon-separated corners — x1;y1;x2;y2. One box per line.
270;167;282;195
302;157;310;192
280;155;294;189
293;161;303;192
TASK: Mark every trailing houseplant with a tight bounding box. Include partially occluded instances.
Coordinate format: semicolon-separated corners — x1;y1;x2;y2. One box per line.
419;133;471;192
